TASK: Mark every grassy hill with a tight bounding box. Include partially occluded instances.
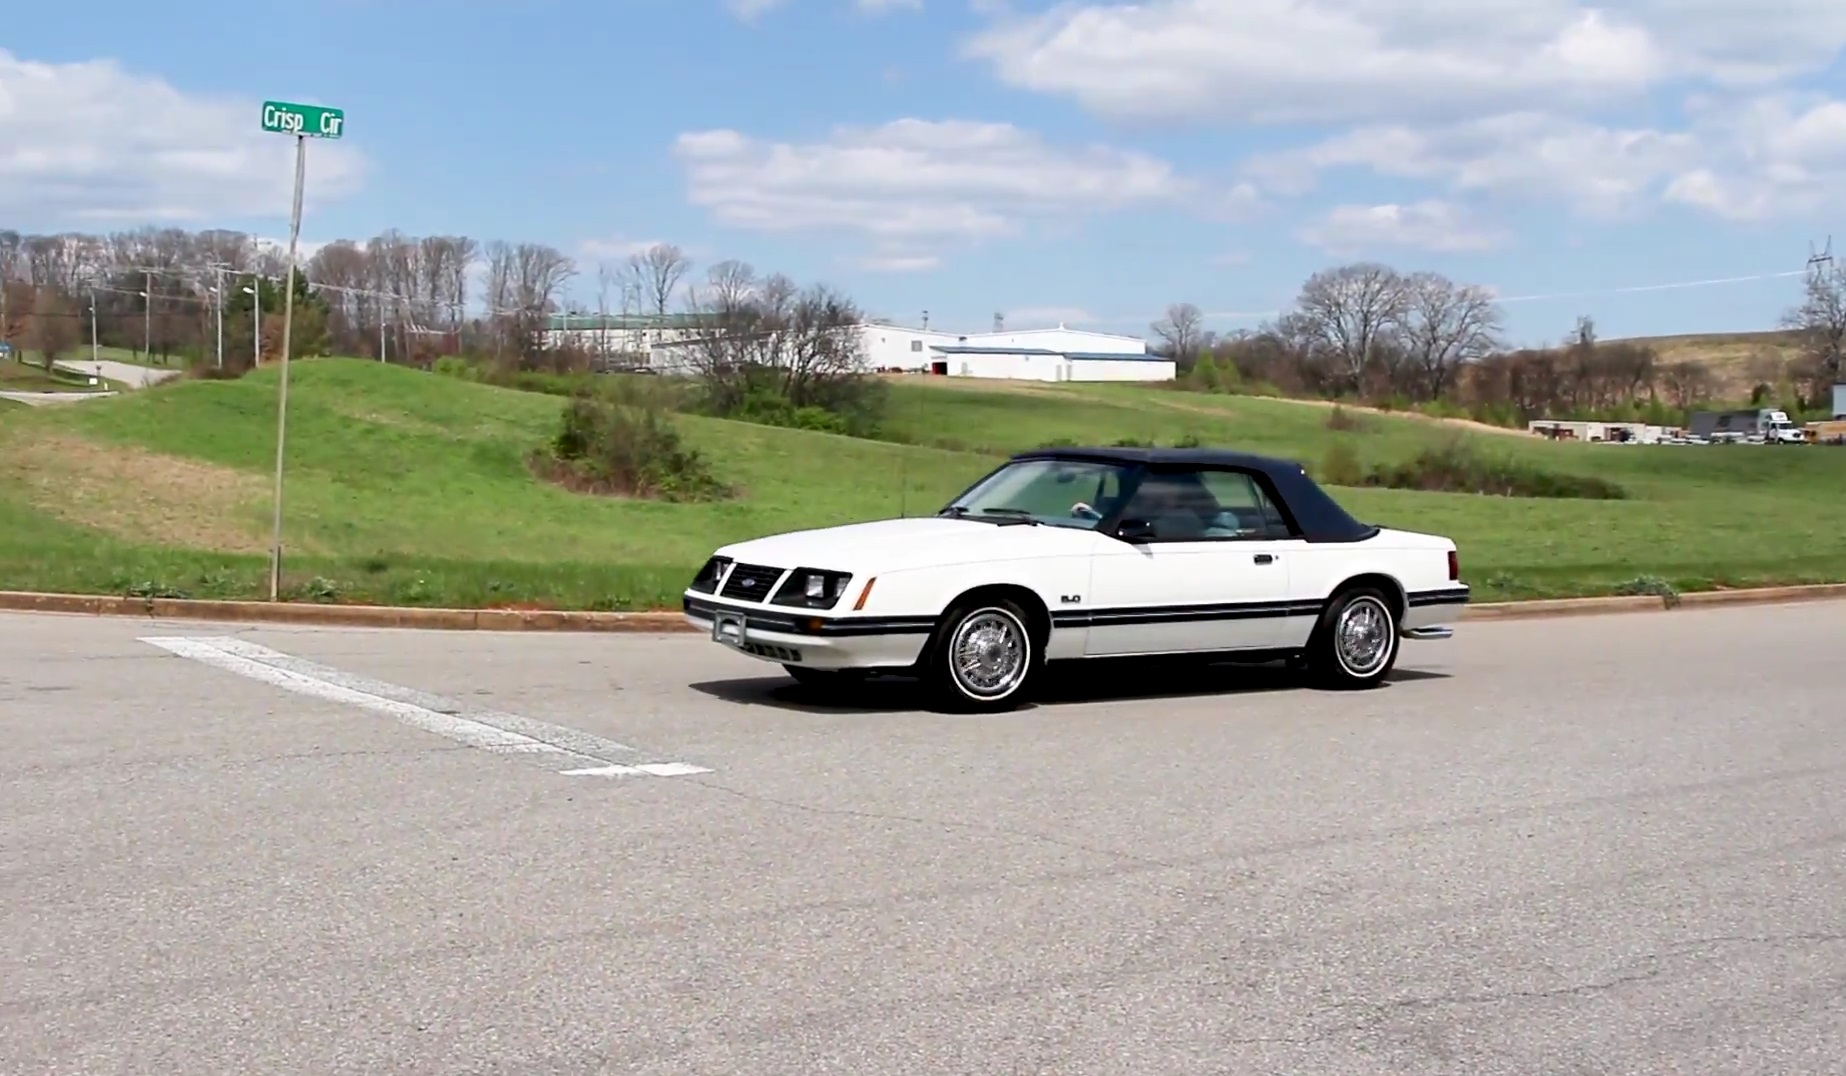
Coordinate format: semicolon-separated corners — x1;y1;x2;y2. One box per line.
0;357;1840;609
1611;329;1807;396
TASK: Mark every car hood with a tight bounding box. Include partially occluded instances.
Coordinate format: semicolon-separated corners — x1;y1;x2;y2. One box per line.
713;516;1098;574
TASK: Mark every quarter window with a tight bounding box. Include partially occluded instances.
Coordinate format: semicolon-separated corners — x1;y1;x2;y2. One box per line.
1119;467;1290;540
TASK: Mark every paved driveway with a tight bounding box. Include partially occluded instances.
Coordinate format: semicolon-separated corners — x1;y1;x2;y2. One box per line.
3;602;1843;1074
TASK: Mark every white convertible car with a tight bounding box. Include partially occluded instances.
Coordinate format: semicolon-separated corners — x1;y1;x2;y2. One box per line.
682;446;1469;712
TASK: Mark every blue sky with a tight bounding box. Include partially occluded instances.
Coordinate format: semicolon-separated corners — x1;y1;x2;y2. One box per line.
3;0;1844;344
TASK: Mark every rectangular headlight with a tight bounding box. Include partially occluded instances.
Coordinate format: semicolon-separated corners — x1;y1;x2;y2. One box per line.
688;556;731;593
771;567;851;609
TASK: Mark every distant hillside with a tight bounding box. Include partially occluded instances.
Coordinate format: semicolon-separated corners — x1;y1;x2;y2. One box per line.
1609;329;1808;395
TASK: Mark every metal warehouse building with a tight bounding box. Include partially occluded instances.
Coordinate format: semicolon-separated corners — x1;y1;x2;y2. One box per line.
633;319;1174;383
861;323;1174;383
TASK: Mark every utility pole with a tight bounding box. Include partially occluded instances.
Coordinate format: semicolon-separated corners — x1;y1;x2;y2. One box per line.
89;287;99;365
211;263;227;368
142;268;153;364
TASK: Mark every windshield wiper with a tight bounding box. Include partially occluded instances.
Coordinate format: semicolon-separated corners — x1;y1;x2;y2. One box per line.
970;508;1041;525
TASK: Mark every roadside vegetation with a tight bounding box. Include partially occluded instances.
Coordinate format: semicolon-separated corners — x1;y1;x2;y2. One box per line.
0;357;1841;611
2;225;1844;611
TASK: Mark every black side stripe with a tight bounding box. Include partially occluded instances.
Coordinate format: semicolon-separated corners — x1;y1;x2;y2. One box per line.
1052;600;1326;629
689;586;1471;638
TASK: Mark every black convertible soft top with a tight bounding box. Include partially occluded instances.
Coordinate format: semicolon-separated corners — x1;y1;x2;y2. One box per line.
1005;446;1381;543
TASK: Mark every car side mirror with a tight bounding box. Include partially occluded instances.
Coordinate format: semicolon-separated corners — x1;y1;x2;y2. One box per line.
1114;517;1157;541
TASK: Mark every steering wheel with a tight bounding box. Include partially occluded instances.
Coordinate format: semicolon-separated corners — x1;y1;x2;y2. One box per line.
1070;502;1102;520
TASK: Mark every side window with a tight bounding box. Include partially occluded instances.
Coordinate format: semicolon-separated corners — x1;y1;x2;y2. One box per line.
1198;470;1291;540
1119;469;1216;541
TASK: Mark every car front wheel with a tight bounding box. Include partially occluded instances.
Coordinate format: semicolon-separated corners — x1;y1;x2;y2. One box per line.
1305;586;1400;690
922;597;1041;712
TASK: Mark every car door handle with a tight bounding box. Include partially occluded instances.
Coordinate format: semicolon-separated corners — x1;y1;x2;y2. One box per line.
1253;553;1275;565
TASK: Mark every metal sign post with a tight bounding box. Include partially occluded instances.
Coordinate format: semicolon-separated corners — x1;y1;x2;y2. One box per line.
259;100;344;600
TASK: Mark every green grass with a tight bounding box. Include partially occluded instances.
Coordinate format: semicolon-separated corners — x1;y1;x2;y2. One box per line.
0;358;1841;610
0;358;110;393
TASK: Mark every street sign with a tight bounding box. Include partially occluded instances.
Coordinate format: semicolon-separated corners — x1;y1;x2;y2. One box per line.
260;100;345;139
258;95;346;599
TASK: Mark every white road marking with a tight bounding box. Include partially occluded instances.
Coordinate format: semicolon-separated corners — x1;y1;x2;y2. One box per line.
140;635;712;778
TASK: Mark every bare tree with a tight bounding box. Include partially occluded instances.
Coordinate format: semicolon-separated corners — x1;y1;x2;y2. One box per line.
678;264;877;424
1782;259;1846;401
626;243;692;316
1151;302;1207;367
1658;360;1715;409
25;287;77;366
1394;271;1503;399
1281;263;1410;395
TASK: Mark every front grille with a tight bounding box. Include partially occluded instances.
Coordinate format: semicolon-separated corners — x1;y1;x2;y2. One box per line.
719;563;784;602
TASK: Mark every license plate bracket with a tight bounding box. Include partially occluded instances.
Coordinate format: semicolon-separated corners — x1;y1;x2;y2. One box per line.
712;610;747;648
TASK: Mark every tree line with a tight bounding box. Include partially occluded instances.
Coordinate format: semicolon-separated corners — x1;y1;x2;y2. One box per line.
0;226;717;370
1152;260;1846;423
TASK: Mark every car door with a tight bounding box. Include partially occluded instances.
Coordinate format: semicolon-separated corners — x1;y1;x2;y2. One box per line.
1081;466;1299;657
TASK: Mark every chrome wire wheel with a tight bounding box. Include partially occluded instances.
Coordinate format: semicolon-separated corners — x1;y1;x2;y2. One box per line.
949;608;1029;699
1334;595;1393;677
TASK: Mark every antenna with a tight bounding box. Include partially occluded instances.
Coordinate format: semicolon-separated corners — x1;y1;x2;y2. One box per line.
921;309;929;330
993;311;1004;332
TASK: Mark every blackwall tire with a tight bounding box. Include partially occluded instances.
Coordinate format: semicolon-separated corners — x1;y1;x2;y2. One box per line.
1306;586;1400;690
923;597;1041;713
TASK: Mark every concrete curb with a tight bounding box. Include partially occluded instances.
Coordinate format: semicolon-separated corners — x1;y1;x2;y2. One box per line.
0;591;688;632
0;582;1841;633
1461;582;1846;620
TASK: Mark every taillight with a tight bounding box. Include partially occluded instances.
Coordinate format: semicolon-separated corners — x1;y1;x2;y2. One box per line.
1447;549;1459;581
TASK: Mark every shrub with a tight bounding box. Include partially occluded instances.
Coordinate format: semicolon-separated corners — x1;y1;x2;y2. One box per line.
531;394;730;502
1324;405;1377;433
1361;437;1626;499
1317;441;1366;486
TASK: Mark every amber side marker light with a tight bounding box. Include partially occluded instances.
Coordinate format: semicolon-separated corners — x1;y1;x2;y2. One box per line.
853;577;877;610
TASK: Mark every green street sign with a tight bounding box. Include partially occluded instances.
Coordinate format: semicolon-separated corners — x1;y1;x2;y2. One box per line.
261;100;345;139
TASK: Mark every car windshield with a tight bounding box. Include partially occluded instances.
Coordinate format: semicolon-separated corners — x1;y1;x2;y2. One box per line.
940;458;1134;529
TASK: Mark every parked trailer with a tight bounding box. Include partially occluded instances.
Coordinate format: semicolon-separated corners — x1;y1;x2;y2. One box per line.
1688;408;1805;444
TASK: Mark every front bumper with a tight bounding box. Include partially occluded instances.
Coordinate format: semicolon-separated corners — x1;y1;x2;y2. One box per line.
682;594;935;669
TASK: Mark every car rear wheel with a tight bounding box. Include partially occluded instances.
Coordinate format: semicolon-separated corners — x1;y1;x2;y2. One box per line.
922;597;1041;712
1304;586;1399;690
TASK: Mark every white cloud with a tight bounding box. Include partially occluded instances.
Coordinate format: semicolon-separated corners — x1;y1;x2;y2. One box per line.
1248;92;1846;222
963;0;1846;125
1247;112;1702;216
724;0;785;20
855;0;921;11
673;118;1188;263
860;253;939;272
579;237;670;261
1662;93;1846;219
0;49;366;226
1300;201;1509;254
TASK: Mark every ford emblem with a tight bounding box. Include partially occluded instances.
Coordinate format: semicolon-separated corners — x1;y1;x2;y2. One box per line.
741;579;756;587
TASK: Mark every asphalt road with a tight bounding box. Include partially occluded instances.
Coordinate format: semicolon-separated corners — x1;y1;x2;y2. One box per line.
4;603;1843;1075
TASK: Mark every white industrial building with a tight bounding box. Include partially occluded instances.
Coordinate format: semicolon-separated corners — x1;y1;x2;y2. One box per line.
639;319;1173;383
859;321;1173;382
543;313;714;356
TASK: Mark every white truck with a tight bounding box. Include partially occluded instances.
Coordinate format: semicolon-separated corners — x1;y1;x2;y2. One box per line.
1689;408;1806;444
